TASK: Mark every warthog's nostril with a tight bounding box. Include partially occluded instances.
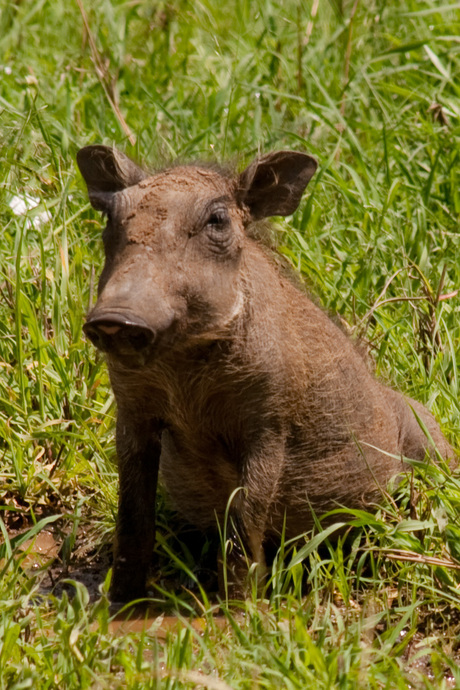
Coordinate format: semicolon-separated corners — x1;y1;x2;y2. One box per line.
84;318;155;354
84;324;103;347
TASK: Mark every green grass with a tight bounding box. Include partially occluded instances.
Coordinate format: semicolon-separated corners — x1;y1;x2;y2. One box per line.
1;0;460;687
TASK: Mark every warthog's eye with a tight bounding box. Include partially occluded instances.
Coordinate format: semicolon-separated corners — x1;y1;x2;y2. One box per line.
205;210;232;254
206;209;229;230
199;200;235;256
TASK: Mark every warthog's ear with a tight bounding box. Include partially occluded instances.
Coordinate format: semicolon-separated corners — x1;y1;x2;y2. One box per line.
77;145;147;211
238;151;317;220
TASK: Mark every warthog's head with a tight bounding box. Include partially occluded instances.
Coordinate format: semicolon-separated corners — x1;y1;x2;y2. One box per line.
77;146;317;364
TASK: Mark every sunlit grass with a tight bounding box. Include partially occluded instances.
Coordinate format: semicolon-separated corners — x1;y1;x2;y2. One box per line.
1;0;460;687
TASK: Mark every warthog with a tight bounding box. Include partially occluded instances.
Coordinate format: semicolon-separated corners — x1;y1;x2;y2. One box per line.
77;145;453;601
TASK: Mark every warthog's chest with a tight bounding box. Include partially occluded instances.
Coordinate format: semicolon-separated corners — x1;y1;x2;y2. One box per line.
159;427;240;529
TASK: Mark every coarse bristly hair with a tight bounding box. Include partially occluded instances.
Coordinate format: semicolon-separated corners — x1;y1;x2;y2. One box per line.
78;143;455;603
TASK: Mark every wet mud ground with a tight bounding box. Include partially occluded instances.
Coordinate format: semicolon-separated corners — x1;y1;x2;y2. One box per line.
4;517;460;685
9;517;226;636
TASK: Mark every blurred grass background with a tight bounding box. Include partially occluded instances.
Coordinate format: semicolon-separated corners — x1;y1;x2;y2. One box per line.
1;1;460;687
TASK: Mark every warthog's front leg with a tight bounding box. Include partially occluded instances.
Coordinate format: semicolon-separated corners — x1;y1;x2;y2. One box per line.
219;428;285;601
111;410;162;602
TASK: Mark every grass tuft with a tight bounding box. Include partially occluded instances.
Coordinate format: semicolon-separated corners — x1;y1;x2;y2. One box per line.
1;0;460;686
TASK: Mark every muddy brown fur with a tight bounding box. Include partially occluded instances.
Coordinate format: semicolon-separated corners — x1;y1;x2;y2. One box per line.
77;145;454;602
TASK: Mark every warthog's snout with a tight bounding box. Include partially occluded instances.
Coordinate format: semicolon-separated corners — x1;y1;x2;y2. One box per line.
84;311;156;356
